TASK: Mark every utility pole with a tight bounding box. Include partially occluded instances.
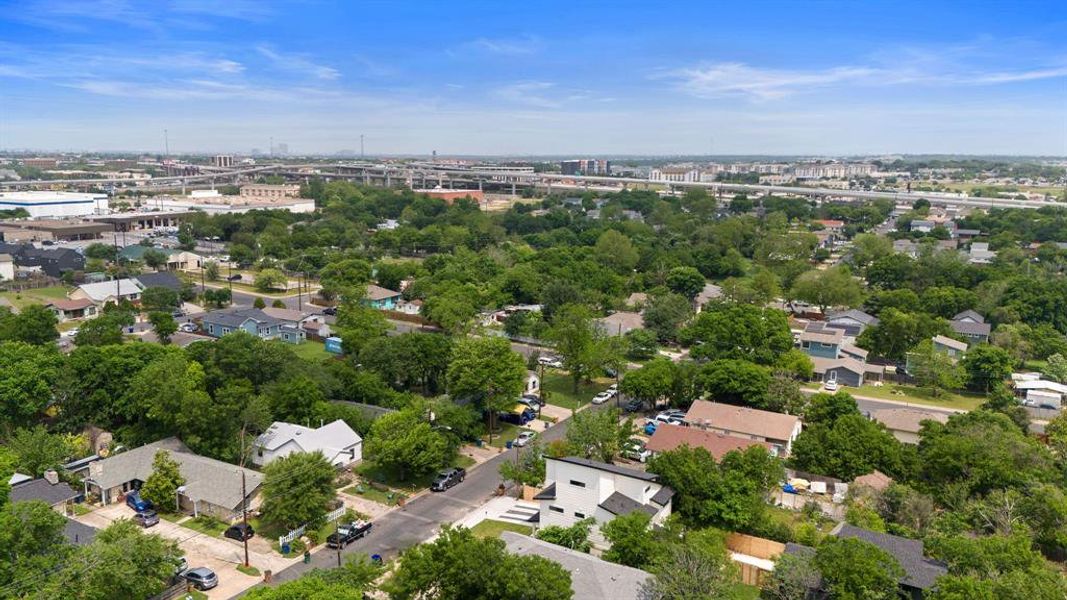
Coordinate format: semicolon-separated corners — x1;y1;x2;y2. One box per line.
239;428;250;568
538;362;545;417
335;521;342;567
228;264;234;305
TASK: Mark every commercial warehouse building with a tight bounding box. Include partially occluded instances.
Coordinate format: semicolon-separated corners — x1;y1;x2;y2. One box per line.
0;192;109;219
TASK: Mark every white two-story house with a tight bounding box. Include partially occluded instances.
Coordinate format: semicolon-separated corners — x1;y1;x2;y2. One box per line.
533;456;673;549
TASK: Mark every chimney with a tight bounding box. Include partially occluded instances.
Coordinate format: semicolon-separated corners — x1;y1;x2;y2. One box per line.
44;470;59;485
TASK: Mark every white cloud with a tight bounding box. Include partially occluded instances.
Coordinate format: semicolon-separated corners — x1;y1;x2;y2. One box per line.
257;45;340;80
451;35;542;57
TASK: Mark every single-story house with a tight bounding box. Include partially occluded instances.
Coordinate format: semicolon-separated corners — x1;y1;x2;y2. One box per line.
10;472;80;510
134;270;184;292
810;356;884;388
949;310;991;343
967;242;996;264
685;400;802;456
502;531;652;600
825;309;879;337
252;420;362;468
46;298;98;322
261;306;333;338
931;334;968;358
69;278;143;306
200;307;306;344
645;423;776;458
1012;378;1067;407
870;408;949;445
596;311;644;337
534;456;673;549
84;437;262;520
118;245;203;270
362;284;402;310
830;524;947;600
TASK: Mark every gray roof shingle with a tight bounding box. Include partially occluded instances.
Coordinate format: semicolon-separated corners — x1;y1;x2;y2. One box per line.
556;456;659;482
502;531;651;600
598;491;658;517
832;524;947;590
10;479;79;506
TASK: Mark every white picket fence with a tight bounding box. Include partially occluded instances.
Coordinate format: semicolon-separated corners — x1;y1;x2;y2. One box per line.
277;506;349;546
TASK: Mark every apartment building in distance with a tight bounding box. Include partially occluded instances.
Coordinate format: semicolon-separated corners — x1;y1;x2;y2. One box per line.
560;159;611;176
239;184;301;199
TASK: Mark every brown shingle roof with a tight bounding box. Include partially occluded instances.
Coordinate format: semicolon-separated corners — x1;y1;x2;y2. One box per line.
870;408;949;434
852;470;893;492
366;284;401;301
47;298;95;311
645;424;772;459
684;401;800;442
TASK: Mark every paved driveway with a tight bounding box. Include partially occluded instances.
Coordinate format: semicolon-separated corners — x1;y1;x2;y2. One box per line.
75;503;297;599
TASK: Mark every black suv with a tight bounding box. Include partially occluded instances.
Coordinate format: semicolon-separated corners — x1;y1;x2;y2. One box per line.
430;467;466;492
326;521;372;548
223;523;255;541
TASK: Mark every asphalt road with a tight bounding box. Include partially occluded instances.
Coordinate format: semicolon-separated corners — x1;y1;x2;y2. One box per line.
253;402;598;593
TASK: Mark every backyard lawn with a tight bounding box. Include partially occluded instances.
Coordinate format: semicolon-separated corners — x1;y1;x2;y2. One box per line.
480;422;536;449
0;286;70;309
180;515;228;537
290;341;332;362
540;371;615;411
469;519;532;539
839;383;984;411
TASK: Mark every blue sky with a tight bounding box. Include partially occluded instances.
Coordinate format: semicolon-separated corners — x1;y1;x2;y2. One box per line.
0;0;1065;155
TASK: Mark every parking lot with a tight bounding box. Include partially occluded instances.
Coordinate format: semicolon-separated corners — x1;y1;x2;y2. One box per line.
74;502;296;599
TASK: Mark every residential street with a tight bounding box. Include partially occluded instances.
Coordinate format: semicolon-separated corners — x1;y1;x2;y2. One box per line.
248;401;604;594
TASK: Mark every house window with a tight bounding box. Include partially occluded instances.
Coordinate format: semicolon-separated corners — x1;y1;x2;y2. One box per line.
574;511;586;519
549;506;564;513
569;480;586;488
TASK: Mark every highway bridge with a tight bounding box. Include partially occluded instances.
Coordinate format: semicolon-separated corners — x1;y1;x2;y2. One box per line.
3;161;1062;211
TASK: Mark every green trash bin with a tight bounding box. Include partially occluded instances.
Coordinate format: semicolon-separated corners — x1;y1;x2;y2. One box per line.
303;551;311;564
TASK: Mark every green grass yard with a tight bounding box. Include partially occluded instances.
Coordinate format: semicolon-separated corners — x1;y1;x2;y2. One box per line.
833;383;984;411
355;454;476;493
540;371;614;411
343;484;407;506
469;519;532;539
0;286;70;309
289;341;333;362
179;515;227;537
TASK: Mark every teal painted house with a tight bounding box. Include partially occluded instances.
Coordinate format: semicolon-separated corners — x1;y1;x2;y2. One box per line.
799;323;844;359
362;284;402;310
201;307;305;344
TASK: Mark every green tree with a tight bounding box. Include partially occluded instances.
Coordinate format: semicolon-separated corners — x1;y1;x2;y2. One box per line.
638;529;739;600
35;519;183;600
564;407;632;464
849;233;894;273
142;248;168;269
908;339;966;396
602;512;661;569
385;525;573;600
499;442;546;487
699;359;771;408
147;311;177;344
641;292;692;343
6;426;72;477
139;450;185;514
961;344;1015;391
763;551;821;600
254;296;267;309
0;342;61;427
447;336;527;437
813;537;904;600
594;230;639;274
791;413;908;481
75;310;134;347
0;304;59;345
0;500;70;592
624;328;658;360
857;308;949;360
204;261;219;281
547;304;617;392
535;517;594;553
255;268;288;292
366;409;454;481
261;451;338;530
666;266;706;300
267;375;328;424
335;301;389;356
789;266;865;313
619;358;676;410
140;286;180;312
685;303;792;364
203;287;231;307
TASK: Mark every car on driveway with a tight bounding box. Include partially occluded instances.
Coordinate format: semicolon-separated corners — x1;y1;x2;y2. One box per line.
322;306;337;316
326;520;372;548
623;398;644;413
183;567;218;591
132;509;159;528
515;431;537;447
224;523;255;541
430;467;466;492
125;491;153;513
823;380;839;392
652;412;685;426
178;322;197;333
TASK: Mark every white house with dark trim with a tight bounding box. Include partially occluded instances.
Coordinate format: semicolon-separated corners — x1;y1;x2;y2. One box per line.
533;456;673;549
252;420;362;468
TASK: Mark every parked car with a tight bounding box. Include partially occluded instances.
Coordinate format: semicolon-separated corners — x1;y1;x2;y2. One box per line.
537;356;564;369
515;431;537;447
607;383;618;393
178;322;197;333
499;406;536;426
322;306;338;316
183;567;218;591
62;328;79;338
591;391;614;405
174;557;188;576
624;398;644;413
430;467;466;492
226;274;242;281
652;412;685;426
133;509;159;528
622;439;652;463
224;523;255;541
326;520;372;548
521;394;545;407
125;491;153;513
823;380;838;392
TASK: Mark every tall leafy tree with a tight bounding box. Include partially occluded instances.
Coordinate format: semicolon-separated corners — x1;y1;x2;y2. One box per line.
0;342;61;428
147;311;177;344
365;409;454;481
564;407;632;464
813;537;904;600
547;304;616;392
447;336;527;433
5;426;72;477
684;303;792;364
789;266;865;313
139;450;185;513
261;451;338;530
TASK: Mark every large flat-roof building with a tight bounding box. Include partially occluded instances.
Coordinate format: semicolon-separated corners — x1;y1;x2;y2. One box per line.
0;192;109;219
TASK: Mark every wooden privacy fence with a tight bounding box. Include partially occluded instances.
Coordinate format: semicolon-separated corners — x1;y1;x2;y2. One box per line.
726;532;786;587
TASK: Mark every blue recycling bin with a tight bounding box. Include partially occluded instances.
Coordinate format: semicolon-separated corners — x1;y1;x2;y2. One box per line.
505;440;513;449
281;542;291;554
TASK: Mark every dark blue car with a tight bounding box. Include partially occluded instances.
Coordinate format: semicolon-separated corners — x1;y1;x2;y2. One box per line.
126;490;153;512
